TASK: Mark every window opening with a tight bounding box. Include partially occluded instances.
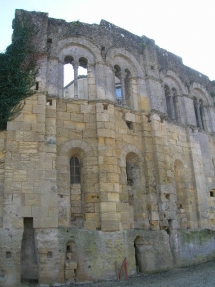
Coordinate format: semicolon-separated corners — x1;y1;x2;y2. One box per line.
126;121;133;130
199;100;205;130
126;162;134;186
46;99;52;106
47;251;52;258
70;157;80;184
164;85;171;118
193;98;199;127
210;190;215;197
64;56;88;98
103;103;108;110
35;82;39;90
115;84;122;105
125;69;131;107
172;88;178;122
64;56;74;87
6;252;11;258
114;65;122;105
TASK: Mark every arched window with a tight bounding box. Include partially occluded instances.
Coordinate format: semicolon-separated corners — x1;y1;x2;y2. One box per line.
70;157;80;184
114;65;133;107
125;69;132;107
199;99;205;130
164;85;171;118
172;88;179;122
114;65;122;105
193;97;204;129
64;56;88;98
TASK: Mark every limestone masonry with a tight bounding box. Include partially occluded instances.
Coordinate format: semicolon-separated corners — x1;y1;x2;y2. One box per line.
1;9;215;286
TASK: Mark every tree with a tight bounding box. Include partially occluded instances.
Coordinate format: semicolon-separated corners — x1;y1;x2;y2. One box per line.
0;14;38;131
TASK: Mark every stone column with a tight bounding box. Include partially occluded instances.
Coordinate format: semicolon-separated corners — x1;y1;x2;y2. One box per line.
118;72;126;106
72;61;79;98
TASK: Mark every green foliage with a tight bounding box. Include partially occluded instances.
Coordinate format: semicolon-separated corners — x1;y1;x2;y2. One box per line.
71;20;81;27
0;15;38;131
140;42;146;51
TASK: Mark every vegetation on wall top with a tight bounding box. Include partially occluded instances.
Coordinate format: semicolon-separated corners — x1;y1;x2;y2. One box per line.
0;15;38;131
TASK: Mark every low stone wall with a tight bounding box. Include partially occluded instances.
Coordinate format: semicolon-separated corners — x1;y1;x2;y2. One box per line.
1;228;215;286
170;229;215;267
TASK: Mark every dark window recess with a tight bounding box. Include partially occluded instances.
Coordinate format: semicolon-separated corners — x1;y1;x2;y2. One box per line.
126;121;133;130
47;38;52;43
46;99;52;106
103;103;108;110
47;251;52;258
6;252;11;258
210;190;215;197
35;82;39;90
70;157;80;184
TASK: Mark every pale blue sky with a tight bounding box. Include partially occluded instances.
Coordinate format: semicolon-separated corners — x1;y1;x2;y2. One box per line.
1;0;215;80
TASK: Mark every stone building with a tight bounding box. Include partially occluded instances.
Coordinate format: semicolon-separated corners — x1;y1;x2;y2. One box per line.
1;9;215;287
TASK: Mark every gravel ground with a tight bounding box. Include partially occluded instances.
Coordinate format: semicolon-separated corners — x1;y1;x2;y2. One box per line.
22;260;215;287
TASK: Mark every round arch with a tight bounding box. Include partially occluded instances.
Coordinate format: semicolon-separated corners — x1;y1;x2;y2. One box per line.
190;83;213;106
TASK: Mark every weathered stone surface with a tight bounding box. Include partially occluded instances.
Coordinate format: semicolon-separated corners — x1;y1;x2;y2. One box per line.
0;8;215;287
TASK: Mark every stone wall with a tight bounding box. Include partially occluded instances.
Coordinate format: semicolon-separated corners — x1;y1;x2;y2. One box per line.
0;9;215;286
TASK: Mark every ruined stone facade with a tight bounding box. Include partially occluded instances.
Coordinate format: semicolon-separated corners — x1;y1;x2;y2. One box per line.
1;9;215;286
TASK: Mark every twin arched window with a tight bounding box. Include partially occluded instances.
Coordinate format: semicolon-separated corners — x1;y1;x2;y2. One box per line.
164;85;179;122
70;157;80;184
114;65;131;106
64;56;88;99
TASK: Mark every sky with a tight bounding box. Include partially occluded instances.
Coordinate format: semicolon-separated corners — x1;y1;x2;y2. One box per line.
1;0;215;81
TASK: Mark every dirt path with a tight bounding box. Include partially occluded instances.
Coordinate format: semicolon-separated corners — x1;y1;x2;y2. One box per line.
71;261;215;287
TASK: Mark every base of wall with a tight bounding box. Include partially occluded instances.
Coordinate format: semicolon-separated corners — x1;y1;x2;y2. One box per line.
1;228;215;286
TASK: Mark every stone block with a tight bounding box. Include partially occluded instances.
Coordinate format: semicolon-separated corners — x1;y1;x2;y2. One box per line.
100;202;116;212
32;206;48;217
67;103;79;113
65;269;75;279
71;185;81;195
71;194;81;201
97;113;109;122
18;206;32;217
19;142;37;154
85;213;99;221
121;211;131;222
25;194;40;206
24;114;37;123
84;220;100;230
85;193;99;203
65;261;77;270
100;183;114;192
101;220;120;231
101;212;120;221
33;105;45;114
107;192;119;202
80;104;93;113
